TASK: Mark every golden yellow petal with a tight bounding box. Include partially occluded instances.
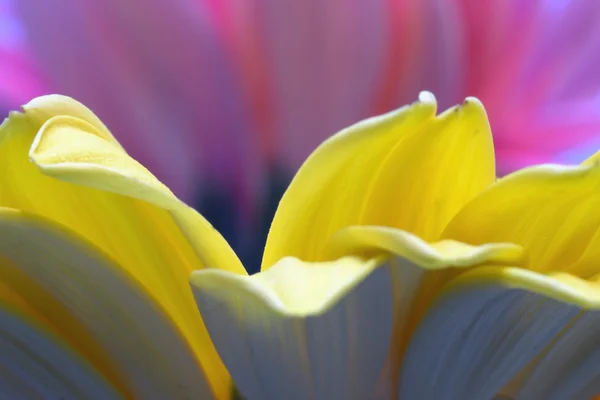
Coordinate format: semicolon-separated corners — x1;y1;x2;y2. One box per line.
442;162;600;274
582;148;600;166
262;92;495;270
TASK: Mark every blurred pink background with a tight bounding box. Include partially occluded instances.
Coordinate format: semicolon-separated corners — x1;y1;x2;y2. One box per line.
2;0;599;269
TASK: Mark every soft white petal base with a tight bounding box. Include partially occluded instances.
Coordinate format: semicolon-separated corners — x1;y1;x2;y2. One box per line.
0;306;122;399
191;256;395;400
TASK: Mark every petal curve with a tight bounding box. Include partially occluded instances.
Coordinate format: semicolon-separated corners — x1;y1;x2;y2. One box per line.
192;227;524;399
191;256;393;400
399;266;600;399
0;208;225;399
443;161;600;272
0;304;123;399
263;93;495;269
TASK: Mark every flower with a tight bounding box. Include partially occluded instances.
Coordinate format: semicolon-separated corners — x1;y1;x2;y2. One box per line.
194;91;600;399
2;91;600;399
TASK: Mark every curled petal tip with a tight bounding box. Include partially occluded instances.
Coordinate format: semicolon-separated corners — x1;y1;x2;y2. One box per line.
464;96;483;105
460;97;487;115
418;91;437;105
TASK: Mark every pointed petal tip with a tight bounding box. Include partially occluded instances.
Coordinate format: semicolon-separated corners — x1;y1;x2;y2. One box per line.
463;96;484;107
582;149;600;166
497;161;599;186
0;110;27;134
262;90;493;267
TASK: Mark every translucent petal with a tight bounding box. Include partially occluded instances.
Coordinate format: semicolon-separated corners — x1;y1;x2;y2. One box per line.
323;225;525;397
192;229;523;399
511;311;600;399
0;304;122;399
399;266;600;399
191;256;394;400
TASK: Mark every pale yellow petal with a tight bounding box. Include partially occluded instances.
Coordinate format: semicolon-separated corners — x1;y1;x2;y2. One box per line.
326;225;525;268
0;208;220;399
442;162;600;273
29;112;244;274
263;92;495;269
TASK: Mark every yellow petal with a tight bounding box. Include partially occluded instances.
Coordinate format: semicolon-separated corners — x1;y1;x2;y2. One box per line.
582;148;600;166
399;266;600;399
0;99;242;398
191;256;394;399
262;92;495;269
442;162;600;273
326;225;525;268
0;208;220;398
0;303;123;399
29;111;244;274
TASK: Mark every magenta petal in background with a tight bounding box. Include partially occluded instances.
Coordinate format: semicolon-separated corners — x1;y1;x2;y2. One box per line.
14;0;261;204
8;0;600;200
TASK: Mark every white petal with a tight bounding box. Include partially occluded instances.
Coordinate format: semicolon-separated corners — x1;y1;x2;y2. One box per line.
191;256;395;400
0;305;122;399
398;283;578;399
511;311;600;399
0;210;217;399
192;227;527;400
